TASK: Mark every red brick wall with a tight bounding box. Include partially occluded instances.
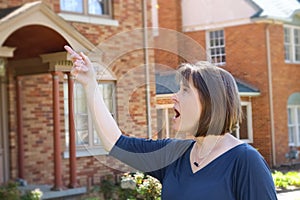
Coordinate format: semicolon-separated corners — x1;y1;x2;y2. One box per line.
154;0;182;69
184;22;300;166
269;24;300;164
4;0;157;186
184;23;274;165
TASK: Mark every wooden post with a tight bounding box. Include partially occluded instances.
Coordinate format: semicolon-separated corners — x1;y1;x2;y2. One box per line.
51;71;63;191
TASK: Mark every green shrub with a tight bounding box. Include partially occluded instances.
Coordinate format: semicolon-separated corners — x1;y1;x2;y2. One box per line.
272;170;300;189
0;182;43;200
0;182;20;200
82;172;162;200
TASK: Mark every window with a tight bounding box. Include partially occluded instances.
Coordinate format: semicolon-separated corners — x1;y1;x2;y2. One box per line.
156;102;253;142
287;93;300;146
232;102;253;143
284;26;300;63
287;107;300;146
206;29;226;66
156;105;173;139
63;80;116;157
60;0;111;17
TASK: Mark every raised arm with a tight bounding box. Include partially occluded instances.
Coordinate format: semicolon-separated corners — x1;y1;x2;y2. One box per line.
64;45;121;152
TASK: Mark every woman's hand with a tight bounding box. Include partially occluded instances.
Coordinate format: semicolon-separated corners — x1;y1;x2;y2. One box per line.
64;45;96;87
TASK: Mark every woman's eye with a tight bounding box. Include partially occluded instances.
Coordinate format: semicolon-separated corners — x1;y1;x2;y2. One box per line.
182;87;189;92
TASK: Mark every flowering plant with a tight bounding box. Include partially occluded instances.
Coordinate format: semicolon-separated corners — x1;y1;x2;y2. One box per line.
22;188;43;200
120;172;161;200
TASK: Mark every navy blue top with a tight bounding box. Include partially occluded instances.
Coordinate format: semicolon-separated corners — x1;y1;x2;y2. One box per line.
109;135;278;200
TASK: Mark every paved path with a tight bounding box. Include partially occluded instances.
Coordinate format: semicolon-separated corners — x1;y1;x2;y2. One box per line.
277;190;300;200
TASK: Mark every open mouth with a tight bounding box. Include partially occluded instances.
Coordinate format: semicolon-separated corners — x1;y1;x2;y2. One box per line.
174;108;180;119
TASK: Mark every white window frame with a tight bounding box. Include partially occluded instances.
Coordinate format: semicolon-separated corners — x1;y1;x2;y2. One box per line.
63;79;116;158
284;25;300;64
287;105;300;147
59;0;119;26
156;104;173;139
206;29;226;66
234;102;253;143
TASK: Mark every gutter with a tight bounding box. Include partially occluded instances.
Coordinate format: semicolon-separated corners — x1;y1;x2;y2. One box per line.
142;0;152;138
266;24;276;166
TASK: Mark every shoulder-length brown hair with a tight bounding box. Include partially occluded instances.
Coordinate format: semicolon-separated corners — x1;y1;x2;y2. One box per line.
177;61;242;137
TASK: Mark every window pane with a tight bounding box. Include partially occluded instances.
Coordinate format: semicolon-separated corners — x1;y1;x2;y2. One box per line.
295;46;300;61
285;44;291;61
60;0;83;13
76;130;89;145
289;127;295;144
88;0;104;15
284;27;293;62
298;126;300;144
288;108;294;125
93;130;101;145
208;29;225;65
93;82;115;145
284;28;291;43
75;114;88;130
98;83;114;112
298;107;300;123
294;29;300;44
74;84;87;113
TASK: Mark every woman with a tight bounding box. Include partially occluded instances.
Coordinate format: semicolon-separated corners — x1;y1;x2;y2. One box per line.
64;45;277;199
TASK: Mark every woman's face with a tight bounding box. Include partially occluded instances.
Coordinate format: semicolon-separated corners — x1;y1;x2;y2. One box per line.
172;79;202;135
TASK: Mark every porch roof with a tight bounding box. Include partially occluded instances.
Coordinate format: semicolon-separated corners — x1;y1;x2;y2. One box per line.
155;73;260;97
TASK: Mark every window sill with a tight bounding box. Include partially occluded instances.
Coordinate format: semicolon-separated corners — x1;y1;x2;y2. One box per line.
241;139;253;143
59;13;119;26
63;146;108;158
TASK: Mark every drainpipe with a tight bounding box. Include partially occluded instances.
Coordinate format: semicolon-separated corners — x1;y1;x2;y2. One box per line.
142;0;152;138
266;24;276;166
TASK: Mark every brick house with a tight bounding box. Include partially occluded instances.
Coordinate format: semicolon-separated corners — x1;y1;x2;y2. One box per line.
0;0;159;197
1;0;300;198
155;0;300;168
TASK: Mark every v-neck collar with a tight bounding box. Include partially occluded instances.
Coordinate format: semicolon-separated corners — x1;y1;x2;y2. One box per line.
188;142;246;174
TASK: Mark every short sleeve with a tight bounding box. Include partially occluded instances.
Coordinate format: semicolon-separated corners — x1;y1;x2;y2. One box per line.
233;145;278;200
109;135;193;181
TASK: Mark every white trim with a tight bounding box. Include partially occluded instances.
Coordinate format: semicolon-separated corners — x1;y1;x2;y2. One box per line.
156;94;173;98
58;13;119;26
183;18;252;32
0;46;16;58
156;104;173;109
63;147;108;158
235;101;253;143
243;101;253;143
239;92;260;97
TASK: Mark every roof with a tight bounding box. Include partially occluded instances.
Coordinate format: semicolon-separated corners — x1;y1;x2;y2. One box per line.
156;73;179;95
250;0;300;21
0;6;21;19
155;73;260;97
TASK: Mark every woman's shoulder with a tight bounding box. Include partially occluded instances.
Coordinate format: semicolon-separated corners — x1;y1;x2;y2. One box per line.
228;142;268;168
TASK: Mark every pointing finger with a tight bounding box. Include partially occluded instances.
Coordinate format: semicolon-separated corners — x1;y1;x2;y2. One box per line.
64;45;82;60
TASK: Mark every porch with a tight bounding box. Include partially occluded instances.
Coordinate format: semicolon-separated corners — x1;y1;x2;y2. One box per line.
19;184;87;200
